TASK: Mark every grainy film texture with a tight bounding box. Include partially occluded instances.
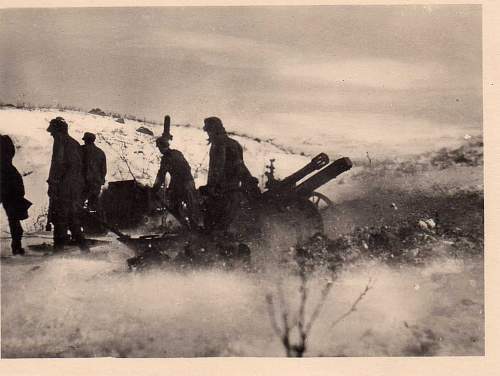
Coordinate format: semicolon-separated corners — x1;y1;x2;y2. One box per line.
0;5;483;357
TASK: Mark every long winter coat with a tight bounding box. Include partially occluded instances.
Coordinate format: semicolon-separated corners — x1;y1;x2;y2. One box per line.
153;148;201;227
207;135;254;192
0;135;31;220
81;143;107;188
47;133;84;202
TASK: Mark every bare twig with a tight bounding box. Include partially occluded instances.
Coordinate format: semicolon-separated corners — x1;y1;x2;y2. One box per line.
102;134;138;181
297;269;308;335
266;272;337;357
265;294;282;337
266;263;373;357
304;277;334;335
266;281;295;357
276;280;289;321
366;152;372;167
281;310;292;356
119;154;137;181
193;149;209;179
330;278;374;329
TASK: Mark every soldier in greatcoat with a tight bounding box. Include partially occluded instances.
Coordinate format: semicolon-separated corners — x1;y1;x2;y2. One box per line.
46;117;88;251
0;134;31;255
81;132;107;211
152;116;202;230
201;116;259;232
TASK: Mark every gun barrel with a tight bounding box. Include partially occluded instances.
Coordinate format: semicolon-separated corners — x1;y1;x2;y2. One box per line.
279;153;329;188
294;157;353;196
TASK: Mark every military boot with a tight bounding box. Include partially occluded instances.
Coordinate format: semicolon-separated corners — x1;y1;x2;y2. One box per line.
11;239;25;256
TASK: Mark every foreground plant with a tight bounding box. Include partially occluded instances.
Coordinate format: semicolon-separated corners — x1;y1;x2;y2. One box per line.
265;259;373;357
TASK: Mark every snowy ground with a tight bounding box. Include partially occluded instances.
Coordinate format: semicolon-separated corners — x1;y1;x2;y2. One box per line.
0;107;481;234
0;107;309;232
0;254;484;357
0;107;484;357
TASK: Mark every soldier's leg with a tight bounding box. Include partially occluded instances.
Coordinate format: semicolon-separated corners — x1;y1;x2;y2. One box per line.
8;217;24;255
53;224;68;250
170;199;191;228
185;184;203;229
205;197;223;231
52;199;69;250
68;201;89;251
81;186;89;208
87;185;101;212
219;191;242;232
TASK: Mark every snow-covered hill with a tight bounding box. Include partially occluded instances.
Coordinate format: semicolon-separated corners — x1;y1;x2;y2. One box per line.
0;107;309;232
0;106;482;234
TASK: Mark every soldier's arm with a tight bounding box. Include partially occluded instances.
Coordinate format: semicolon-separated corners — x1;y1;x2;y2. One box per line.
235;142;248;175
166;151;191;190
207;143;226;188
153;156;168;190
47;137;66;186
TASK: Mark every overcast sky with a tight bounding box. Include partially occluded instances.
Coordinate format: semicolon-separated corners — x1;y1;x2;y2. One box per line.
0;5;482;142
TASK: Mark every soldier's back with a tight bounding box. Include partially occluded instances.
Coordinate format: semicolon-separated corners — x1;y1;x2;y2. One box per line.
93;144;106;163
0;135;16;164
65;135;83;170
83;143;106;181
61;135;84;197
165;149;193;182
0;135;24;203
223;137;245;181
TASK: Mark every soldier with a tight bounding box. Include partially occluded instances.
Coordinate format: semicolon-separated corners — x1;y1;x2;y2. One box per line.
81;132;107;211
152;116;202;230
202;116;259;232
46;117;88;252
0;134;31;255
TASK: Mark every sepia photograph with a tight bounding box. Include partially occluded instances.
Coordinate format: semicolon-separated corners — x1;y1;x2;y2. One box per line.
0;4;485;359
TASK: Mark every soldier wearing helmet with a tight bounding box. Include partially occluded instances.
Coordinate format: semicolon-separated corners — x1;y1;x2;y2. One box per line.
152;116;202;230
81;132;107;211
46;117;88;252
202;116;259;232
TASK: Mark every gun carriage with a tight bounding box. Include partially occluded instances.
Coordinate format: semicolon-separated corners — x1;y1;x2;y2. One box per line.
81;119;353;268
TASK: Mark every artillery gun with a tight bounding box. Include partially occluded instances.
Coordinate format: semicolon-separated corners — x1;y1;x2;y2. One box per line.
86;154;352;269
81;115;352;268
254;153;352;245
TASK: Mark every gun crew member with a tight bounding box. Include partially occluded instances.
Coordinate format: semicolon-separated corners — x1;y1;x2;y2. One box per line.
153;118;202;230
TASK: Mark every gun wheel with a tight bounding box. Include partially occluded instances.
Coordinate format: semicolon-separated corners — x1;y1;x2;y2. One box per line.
259;198;324;250
308;191;333;212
